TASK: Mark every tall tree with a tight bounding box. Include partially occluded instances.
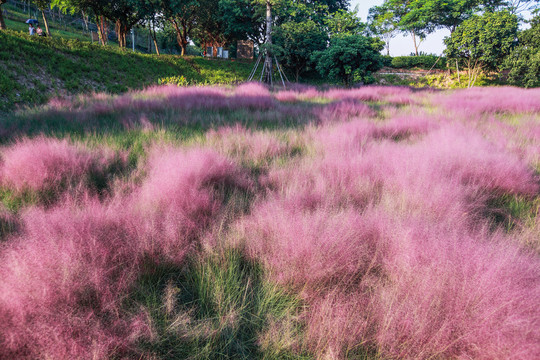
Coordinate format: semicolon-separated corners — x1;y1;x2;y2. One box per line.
274;19;327;81
382;0;428;55
160;0;199;56
0;0;7;30
219;0;265;44
194;0;230;56
129;0;163;54
106;0;141;48
504;0;540;14
56;0;111;45
444;10;518;87
505;10;540;86
368;5;398;55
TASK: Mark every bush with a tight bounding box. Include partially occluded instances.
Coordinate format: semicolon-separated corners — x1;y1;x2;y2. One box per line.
390;55;447;70
158;75;190;86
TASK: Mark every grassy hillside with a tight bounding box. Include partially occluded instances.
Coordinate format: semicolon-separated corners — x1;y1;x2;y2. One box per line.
0;30;254;111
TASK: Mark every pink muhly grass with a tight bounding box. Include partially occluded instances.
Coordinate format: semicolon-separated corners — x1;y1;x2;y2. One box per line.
231;83;275;109
136;147;251;262
312;115;434;155
139;146;251;211
240;203;385;291
0;200;146;359
314;100;375;122
300;222;540;359
378;115;434;140
324;86;415;105
0;137;127;196
234;82;270;97
418;126;539;196
0;147;250;358
274;85;321;103
436;87;540;114
205;125;289;164
274;90;300;102
371;224;540;360
0;137;95;193
241;117;540;358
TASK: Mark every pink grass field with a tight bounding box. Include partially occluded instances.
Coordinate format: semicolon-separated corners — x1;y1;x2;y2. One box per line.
0;85;539;359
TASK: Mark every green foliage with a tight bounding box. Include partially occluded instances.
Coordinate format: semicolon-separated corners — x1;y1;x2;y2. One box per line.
444;11;518;87
504;13;540;87
313;35;385;86
390;55;447;69
324;8;366;38
273;20;327;82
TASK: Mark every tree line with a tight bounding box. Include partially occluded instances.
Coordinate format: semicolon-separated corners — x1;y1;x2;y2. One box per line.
0;0;538;87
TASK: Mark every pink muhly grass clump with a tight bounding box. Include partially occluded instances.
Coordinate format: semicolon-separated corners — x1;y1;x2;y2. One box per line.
312;115;434;155
274;90;300;102
300;223;540;359
436;87;540;114
205;125;289;164
231;83;275;109
0;201;146;359
137;147;251;261
240;203;384;291
378;115;434;140
314;100;375;122
371;225;540;359
324;86;415;105
234;82;270;97
419;126;539;196
274;85;321;103
139;147;251;211
1;138;94;193
243;118;540;358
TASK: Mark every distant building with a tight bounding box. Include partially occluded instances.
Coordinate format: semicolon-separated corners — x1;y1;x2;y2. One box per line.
237;40;254;60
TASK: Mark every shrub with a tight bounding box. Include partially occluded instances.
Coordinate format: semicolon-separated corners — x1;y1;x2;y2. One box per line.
390;55;447;70
158;75;190;87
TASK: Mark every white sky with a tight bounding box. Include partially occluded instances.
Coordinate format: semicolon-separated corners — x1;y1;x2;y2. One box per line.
350;0;533;56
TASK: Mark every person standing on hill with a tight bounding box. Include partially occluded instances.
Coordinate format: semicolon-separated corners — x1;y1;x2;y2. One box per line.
29;24;35;35
36;25;43;36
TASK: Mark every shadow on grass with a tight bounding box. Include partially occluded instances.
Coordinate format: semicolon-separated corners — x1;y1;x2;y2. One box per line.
131;250;308;359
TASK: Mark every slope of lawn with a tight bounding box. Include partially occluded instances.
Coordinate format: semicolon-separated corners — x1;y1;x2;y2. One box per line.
0;29;254;111
0;84;539;359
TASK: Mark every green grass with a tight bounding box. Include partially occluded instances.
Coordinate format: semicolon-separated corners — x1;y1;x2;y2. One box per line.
0;30;255;111
132;250;307;359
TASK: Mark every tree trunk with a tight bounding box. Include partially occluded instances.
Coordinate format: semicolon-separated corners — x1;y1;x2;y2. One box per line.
41;10;50;37
0;5;6;30
411;31;419;56
81;10;89;32
115;20;127;48
96;15;107;46
170;18;188;56
263;0;273;85
151;20;160;55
